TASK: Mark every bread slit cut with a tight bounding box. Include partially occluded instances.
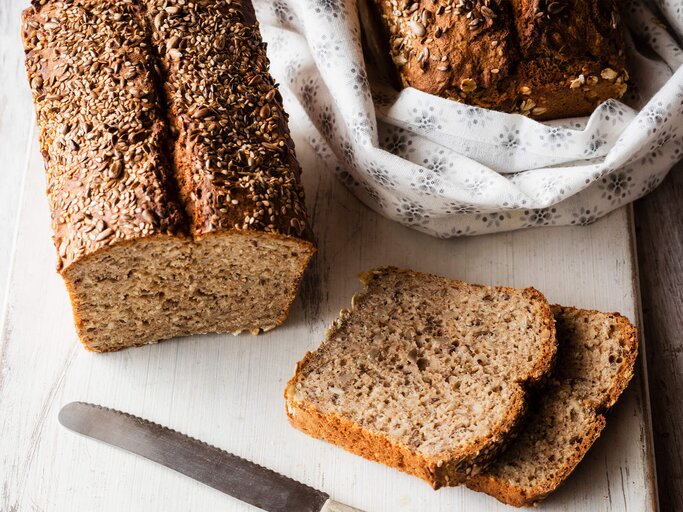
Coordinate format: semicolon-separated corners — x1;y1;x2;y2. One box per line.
22;0;315;352
466;305;639;507
285;267;557;488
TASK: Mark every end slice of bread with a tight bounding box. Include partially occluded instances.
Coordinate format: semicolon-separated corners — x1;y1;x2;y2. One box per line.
65;231;315;352
466;305;639;506
285;267;557;488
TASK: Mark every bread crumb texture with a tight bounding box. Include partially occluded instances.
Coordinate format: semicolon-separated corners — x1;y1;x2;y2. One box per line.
286;267;556;488
467;305;638;506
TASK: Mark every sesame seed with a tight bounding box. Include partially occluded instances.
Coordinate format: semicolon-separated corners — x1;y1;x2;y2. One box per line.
23;0;312;270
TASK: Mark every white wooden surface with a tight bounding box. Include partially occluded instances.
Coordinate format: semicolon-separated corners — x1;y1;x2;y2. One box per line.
0;1;657;509
0;0;35;306
0;128;658;511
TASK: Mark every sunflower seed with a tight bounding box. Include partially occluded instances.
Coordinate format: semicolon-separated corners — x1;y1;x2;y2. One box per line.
460;78;477;92
408;20;426;37
600;68;618;81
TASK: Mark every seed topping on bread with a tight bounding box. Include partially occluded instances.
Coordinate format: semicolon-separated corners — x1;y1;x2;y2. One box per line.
373;0;628;119
23;0;186;270
146;0;308;236
22;0;316;351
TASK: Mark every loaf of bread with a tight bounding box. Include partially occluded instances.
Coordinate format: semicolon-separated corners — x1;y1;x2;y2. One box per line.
372;0;628;119
22;0;315;352
467;305;638;506
285;267;557;488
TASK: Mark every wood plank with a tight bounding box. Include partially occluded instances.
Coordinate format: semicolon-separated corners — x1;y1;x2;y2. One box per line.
634;163;683;512
0;0;35;307
0;130;657;511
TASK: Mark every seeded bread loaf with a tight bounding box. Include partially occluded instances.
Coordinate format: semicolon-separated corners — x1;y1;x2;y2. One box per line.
285;267;557;488
22;0;315;352
373;0;628;119
467;305;638;506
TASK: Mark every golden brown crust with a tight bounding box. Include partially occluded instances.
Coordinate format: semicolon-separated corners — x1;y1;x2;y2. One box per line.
374;0;628;119
285;267;557;489
466;305;639;506
466;416;606;507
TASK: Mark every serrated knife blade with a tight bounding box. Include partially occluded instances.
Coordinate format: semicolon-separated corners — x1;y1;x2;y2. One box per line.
58;402;361;512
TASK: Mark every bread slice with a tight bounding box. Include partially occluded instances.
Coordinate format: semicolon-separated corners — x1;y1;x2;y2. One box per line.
285;267;557;488
467;305;638;506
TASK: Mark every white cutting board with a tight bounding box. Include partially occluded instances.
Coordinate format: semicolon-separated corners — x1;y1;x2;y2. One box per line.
0;125;658;511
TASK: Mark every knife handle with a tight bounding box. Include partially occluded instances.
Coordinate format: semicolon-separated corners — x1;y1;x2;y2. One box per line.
321;499;364;512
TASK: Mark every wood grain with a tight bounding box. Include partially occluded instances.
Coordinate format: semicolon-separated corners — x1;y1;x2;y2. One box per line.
634;163;683;512
0;0;34;308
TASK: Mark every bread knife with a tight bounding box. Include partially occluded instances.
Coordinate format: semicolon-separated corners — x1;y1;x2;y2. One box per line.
58;402;362;512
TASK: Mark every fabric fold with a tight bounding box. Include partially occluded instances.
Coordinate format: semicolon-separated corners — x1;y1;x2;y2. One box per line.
256;0;683;237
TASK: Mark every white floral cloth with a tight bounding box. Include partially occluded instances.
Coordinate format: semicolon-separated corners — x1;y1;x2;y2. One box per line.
254;0;683;237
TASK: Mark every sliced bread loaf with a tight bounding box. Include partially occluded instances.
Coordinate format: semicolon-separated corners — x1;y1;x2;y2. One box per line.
467;305;638;506
22;0;315;351
285;267;557;488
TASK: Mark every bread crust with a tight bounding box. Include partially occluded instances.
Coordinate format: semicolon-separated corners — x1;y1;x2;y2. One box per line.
466;305;639;506
373;0;628;119
466;415;606;506
22;0;316;350
285;267;557;489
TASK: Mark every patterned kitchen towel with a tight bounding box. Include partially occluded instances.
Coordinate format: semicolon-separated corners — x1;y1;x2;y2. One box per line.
254;0;683;237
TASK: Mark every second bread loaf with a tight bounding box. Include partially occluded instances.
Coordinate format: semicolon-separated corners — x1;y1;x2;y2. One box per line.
373;0;628;119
